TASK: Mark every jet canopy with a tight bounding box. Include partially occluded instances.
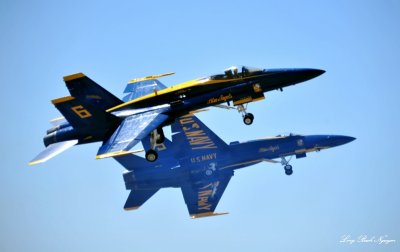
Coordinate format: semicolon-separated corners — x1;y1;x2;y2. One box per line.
209;65;264;80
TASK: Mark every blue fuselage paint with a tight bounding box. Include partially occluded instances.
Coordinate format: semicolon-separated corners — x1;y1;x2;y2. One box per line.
121;135;355;190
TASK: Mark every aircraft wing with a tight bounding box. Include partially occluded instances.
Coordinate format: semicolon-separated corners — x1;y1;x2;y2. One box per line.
181;173;232;218
29;140;79;165
124;188;160;211
96;111;169;159
171;113;229;158
122;72;173;102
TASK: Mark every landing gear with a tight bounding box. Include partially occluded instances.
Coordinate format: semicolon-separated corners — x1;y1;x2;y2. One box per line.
238;104;254;125
284;165;293;176
145;149;158;162
146;127;165;162
243;113;254;125
214;103;255;125
156;128;165;144
281;157;293;176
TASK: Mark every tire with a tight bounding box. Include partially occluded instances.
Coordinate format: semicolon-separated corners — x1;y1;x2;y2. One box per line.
145;150;158;162
243;114;254;125
284;165;292;171
285;169;293;176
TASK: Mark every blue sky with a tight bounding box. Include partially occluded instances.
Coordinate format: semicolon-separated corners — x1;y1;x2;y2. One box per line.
1;0;399;251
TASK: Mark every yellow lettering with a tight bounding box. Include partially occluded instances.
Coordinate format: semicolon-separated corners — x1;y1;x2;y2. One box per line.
198;189;213;211
199;205;212;210
189;136;211;145
199;190;213;197
71;105;92;118
186;130;205;137
180;117;194;125
207;94;233;104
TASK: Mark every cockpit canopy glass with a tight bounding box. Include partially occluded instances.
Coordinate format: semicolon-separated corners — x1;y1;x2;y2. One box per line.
209;65;264;80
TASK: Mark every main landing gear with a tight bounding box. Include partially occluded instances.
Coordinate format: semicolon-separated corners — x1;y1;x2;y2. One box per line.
214;102;255;125
237;104;254;125
145;128;165;162
281;156;293;176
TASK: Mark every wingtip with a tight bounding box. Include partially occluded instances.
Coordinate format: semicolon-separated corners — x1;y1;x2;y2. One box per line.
28;159;44;166
124;206;140;211
96;149;144;159
190;212;229;219
51;96;75;105
128;72;175;84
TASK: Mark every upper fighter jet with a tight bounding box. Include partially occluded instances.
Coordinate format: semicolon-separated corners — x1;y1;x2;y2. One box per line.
115;114;355;218
29;66;325;165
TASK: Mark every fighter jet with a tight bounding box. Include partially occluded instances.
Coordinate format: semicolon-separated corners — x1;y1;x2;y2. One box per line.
115;114;355;218
29;66;325;165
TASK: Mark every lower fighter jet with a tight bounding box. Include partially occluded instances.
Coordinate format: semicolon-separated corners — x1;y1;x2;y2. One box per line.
114;114;355;218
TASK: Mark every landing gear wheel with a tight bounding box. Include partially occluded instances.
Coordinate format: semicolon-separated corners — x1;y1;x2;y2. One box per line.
284;165;293;176
243;113;254;125
285;169;293;176
145;149;158;162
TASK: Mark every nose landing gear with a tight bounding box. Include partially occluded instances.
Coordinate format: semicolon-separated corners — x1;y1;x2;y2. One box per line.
243;113;254;125
237;104;254;125
281;157;293;176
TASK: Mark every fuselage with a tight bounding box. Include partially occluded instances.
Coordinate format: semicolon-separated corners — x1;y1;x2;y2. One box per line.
109;68;325;117
121;134;354;190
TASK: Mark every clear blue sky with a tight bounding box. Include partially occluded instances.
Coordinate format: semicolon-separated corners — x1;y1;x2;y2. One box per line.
1;0;399;251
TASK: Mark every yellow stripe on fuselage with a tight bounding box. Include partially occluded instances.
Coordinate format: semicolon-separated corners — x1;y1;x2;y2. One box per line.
107;73;268;112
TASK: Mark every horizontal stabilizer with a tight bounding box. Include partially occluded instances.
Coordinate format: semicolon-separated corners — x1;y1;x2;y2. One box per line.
124;188;159;210
29;140;78;165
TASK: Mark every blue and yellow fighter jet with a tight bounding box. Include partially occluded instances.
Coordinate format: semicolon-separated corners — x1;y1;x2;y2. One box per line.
115;114;355;218
29;66;325;165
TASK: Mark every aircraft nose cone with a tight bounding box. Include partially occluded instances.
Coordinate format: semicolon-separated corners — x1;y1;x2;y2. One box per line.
289;68;325;82
304;135;355;150
263;68;326;90
301;68;325;79
325;135;356;147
